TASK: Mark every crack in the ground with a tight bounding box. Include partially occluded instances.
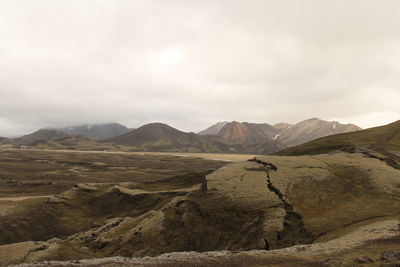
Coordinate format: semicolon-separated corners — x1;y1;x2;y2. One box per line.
340;146;400;170
248;158;313;249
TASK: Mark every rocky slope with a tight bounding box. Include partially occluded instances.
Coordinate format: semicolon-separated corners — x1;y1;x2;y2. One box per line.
198;122;228;135
197;119;361;154
275;118;361;147
213;121;286;154
59;123;131;140
7;221;400;266
217;121;279;145
273;122;293;132
276;120;400;162
1;151;399;265
103;123;242;153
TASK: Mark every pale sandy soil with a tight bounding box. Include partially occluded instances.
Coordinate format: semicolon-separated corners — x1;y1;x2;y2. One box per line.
129;152;257;162
4;148;257;162
0;195;51;202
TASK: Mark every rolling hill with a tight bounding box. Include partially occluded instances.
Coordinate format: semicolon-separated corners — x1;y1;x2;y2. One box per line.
13;129;71;144
58;123;131;139
28;135;118;151
0;137;12;144
103;123;243;153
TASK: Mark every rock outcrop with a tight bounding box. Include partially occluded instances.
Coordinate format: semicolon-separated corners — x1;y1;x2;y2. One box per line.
0;152;399;265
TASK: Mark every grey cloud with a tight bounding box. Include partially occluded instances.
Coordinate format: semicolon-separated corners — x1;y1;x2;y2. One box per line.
0;0;399;137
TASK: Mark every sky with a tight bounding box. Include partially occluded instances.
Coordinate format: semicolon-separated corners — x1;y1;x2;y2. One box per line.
0;0;400;137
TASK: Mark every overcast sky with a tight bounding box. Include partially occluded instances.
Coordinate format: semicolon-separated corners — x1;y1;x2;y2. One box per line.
1;0;400;137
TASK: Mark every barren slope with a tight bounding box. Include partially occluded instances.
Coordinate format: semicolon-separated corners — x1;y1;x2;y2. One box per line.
276;120;400;158
1;152;399;265
276;118;361;147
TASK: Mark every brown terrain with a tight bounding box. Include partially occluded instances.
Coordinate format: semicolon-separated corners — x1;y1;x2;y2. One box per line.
217;121;278;145
0;147;399;266
0;149;228;197
0;120;398;266
198;122;228;136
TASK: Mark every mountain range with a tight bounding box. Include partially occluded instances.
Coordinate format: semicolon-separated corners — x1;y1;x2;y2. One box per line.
1;119;400;266
198;118;361;151
103;123;242;153
1;121;399;265
7;118;362;154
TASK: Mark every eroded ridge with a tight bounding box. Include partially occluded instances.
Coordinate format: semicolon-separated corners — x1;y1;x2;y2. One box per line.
248;158;313;248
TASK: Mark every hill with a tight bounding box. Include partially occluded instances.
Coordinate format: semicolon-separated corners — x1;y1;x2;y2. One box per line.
275;118;361;147
275;120;400;157
103;123;242;153
218;121;279;144
28;135;118;151
14;129;71;144
198;121;228;135
0;137;12;144
59;123;131;139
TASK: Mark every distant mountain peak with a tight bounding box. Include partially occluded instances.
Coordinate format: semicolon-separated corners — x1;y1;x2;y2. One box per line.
275;118;362;147
218;121;278;145
198;121;229;135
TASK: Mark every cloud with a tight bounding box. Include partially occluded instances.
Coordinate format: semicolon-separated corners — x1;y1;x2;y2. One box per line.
0;0;399;136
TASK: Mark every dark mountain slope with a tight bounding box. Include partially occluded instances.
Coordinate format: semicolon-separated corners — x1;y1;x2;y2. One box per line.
14;129;71;144
59;123;130;139
0;137;12;144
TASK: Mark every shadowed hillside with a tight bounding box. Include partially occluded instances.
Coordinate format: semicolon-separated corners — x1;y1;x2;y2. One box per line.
14;130;71;144
0;137;12;144
59;123;131;140
28;135;118;151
